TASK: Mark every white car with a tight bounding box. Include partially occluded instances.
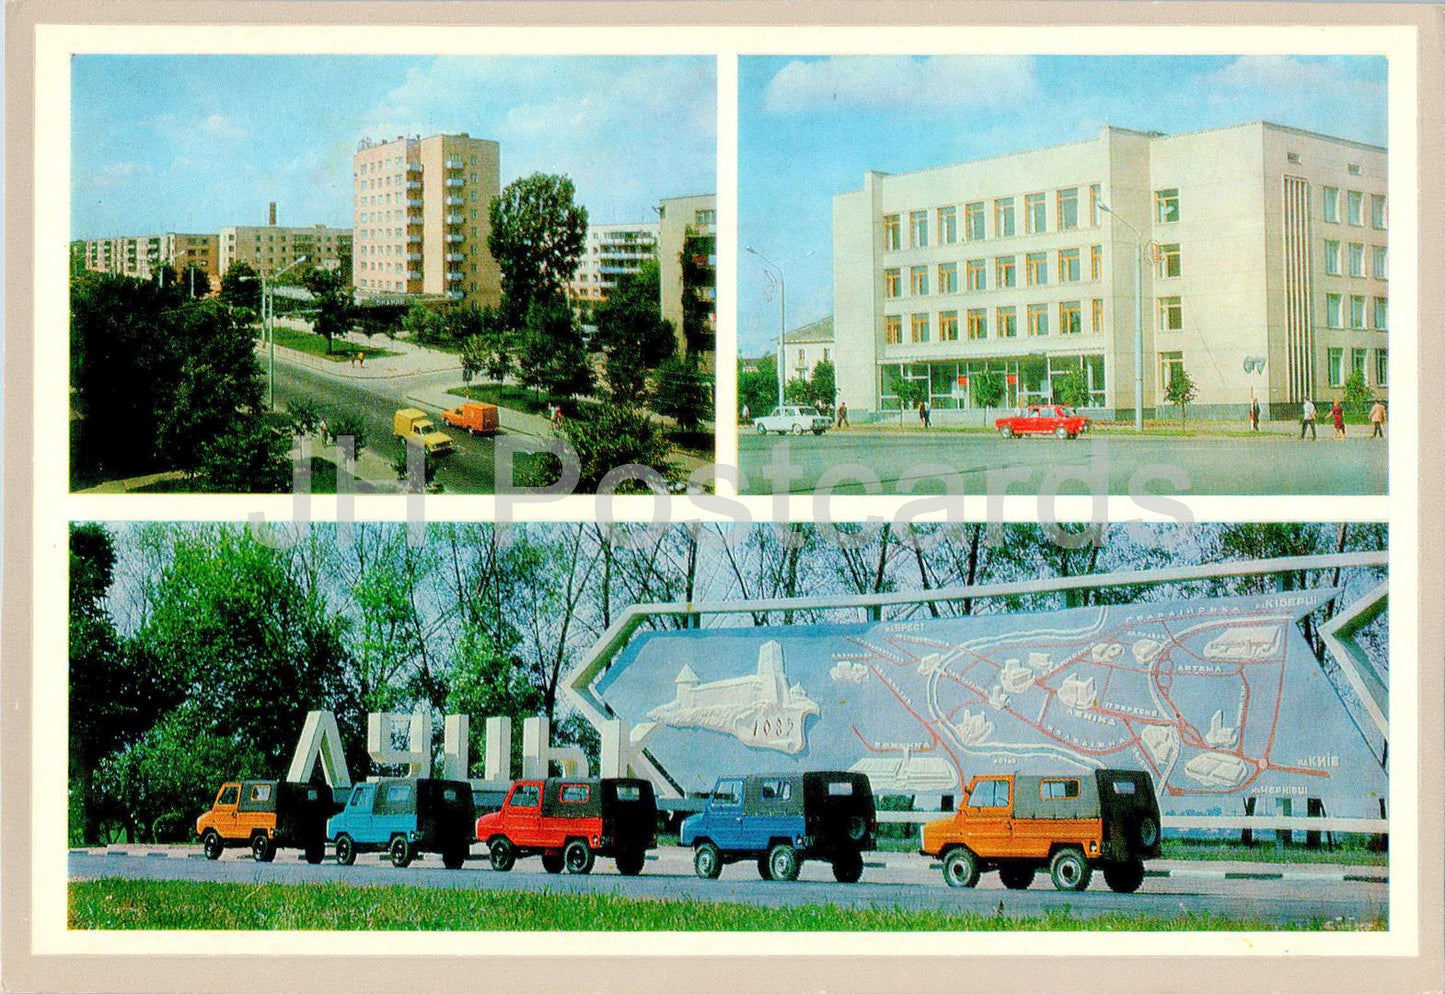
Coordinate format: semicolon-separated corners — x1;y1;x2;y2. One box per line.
754;405;831;436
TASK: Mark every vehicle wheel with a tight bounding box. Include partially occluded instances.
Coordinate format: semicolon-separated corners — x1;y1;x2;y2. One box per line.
790;424;804;436
1000;426;1014;439
488;837;515;872
999;864;1036;890
1055;426;1068;438
1137;817;1160;849
541;853;564;874
813;428;825;435
442;844;467;870
304;838;325;865
757;856;773;880
693;842;722;880
845;816;868;844
334;834;357;866
201;830;224;861
767;842;800;882
563;839;595;875
942;847;979;888
615;848;646;876
832;850;864;884
1103;859;1146;894
755;423;767;434
1049;847;1092;892
390;835;415;869
251;833;276;863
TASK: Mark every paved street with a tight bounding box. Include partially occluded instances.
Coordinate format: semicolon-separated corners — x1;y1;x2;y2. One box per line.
70;847;1385;927
738;430;1388;495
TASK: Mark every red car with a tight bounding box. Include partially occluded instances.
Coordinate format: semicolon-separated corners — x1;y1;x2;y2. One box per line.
995;404;1090;439
476;778;657;875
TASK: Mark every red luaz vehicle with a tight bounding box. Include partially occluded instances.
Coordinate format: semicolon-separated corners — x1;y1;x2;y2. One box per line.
995;404;1091;439
476;778;658;876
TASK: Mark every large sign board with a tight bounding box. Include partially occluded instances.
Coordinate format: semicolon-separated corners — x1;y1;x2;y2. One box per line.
590;591;1386;817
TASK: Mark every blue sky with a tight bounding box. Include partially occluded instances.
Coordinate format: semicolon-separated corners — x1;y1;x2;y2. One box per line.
739;55;1388;356
72;55;715;237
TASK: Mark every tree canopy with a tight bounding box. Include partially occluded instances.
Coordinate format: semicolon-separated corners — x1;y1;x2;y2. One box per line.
488;173;588;320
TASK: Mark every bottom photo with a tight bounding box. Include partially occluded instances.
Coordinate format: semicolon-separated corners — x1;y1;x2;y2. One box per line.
66;520;1388;932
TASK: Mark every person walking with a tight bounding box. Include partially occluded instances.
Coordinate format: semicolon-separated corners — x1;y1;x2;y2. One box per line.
551;403;565;433
837;400;849;429
358;352;366;368
917;400;928;428
1299;398;1317;440
1369;399;1386;439
1330;399;1346;440
1250;397;1261;431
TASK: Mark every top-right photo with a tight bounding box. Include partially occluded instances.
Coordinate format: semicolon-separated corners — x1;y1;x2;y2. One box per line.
737;55;1390;496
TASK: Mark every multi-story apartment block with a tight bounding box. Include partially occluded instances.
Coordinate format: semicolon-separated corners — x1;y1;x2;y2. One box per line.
783;316;835;384
161;233;219;285
570;222;660;304
833;122;1387;420
352;133;501;307
658;193;717;358
219;222;351;280
83;235;163;279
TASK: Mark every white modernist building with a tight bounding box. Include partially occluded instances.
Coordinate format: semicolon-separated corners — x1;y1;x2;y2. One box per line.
832;122;1388;421
570;221;660;305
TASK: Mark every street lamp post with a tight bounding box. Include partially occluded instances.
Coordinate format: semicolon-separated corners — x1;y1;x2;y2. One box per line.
1099;202;1146;432
745;246;786;410
262;256;309;410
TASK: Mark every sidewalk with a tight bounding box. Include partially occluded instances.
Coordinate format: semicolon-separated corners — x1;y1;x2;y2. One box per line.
752;418;1389;441
265;321;461;380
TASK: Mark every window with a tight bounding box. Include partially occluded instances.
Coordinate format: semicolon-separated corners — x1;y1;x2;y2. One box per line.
1287;151;1301;163
218;786;239;806
910;210;928;247
1027;303;1049;337
1159;351;1184;392
1090;244;1103;280
939;311;959;341
616;784;643;802
955;201;982;241
884;268;901;298
386;784;412;805
1041;779;1080;800
1059;301;1082;335
1057;187;1079;230
510;784;541;807
1326;294;1343;328
1373;296;1388;330
1157;295;1183;331
1347;190;1364;226
1351;348;1368;379
349;786;372;808
1155;188;1180;223
249;784;272;803
1350;294;1366;329
1112;780;1137;796
1059;248;1080;282
883;214;901;250
1328;348;1344;387
938;262;958;294
910;265;929;296
996;255;1017;288
1323;187;1339;223
911;313;930;343
967;308;987;340
1348;243;1365;278
1089;183;1102;226
938;206;957;244
997;306;1018;338
966;259;986;292
825;781;855;797
1373;246;1387;279
710;780;742;806
1324;240;1341;275
760;779;792;802
967;779;1010;808
1091;297;1104;334
1376;349;1388;386
884;315;902;344
1370;194;1387;229
1025;192;1046;234
1158;243;1181;279
995;198;1016;237
1025;251;1047;285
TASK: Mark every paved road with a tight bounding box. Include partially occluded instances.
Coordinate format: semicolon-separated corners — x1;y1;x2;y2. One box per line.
69;849;1386;927
737;432;1388;495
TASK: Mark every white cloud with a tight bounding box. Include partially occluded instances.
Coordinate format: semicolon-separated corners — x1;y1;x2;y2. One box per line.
199;112;248;139
90;160;149;191
764;56;1038;114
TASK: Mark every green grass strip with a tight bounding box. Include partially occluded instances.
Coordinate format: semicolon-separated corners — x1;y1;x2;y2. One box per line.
263;326;398;361
68;879;1381;932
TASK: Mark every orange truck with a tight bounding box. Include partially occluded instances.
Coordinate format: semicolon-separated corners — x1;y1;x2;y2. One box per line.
920;769;1160;893
440;401;499;436
196;780;341;864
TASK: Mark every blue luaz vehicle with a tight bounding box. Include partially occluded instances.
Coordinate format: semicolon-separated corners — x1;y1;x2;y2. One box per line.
680;771;877;883
327;777;474;869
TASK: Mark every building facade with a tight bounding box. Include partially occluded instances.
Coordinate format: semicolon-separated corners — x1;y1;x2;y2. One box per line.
832;123;1387;420
84;235;161;279
783;316;835;383
161;233;220;285
570;221;660;304
658;193;717;358
218;223;351;280
352;133;501;307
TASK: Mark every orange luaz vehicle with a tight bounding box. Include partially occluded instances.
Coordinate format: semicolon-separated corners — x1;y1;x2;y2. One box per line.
196;780;340;864
920;770;1160;893
440;401;499;436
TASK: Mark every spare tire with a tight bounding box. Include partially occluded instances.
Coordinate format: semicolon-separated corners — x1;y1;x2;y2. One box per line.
846;816;868;843
1138;817;1159;848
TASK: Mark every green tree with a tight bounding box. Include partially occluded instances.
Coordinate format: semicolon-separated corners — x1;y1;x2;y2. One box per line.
518;297;593;400
895;378;925;426
531;404;675;492
810;359;836;409
1342;369;1373;424
595;259;674;399
327;411;369;459
476;305;514;384
488;173;588;318
460;335;487;399
970;370;1006;416
1052;369;1090;408
193;418;293;493
400;303;446;345
651;354;711;432
179;265;212;298
783;376;812;406
220;260;262;311
304;267;352;354
737;354;779;419
1164;364;1197;427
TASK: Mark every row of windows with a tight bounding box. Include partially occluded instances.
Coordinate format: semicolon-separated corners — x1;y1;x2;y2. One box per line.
883;299;1106;344
1327;347;1388;387
1323;241;1387;280
1321;188;1386;229
1324;294;1388;331
884;246;1105;297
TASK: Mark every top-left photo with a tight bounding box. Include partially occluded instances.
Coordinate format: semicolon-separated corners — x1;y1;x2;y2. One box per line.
69;55;718;495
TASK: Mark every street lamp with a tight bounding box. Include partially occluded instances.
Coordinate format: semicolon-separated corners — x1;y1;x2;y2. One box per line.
744;245;786;410
1098;202;1146;432
263;256;308;410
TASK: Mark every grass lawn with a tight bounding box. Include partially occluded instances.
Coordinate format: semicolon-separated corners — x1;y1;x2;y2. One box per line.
447;383;600;419
263;326;398;362
69;878;1371;931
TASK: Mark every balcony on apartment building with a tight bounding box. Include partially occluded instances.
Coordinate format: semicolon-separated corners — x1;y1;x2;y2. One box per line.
445;233;465;243
406;162;422;173
445;213;465;225
407;252;422;262
444;158;465;170
445;196;465;206
447;290;465;300
446;271;464;282
407;198;424;208
445;252;465;262
444;178;465;188
407;232;423;243
407;271;422;280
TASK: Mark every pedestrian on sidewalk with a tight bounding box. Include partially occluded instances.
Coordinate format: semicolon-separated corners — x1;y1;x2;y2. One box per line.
837;400;849;429
358;352;366;368
1369;399;1387;439
349;353;357;368
741;402;750;424
1299;399;1317;440
551;403;564;433
1330;399;1346;440
1249;397;1260;431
